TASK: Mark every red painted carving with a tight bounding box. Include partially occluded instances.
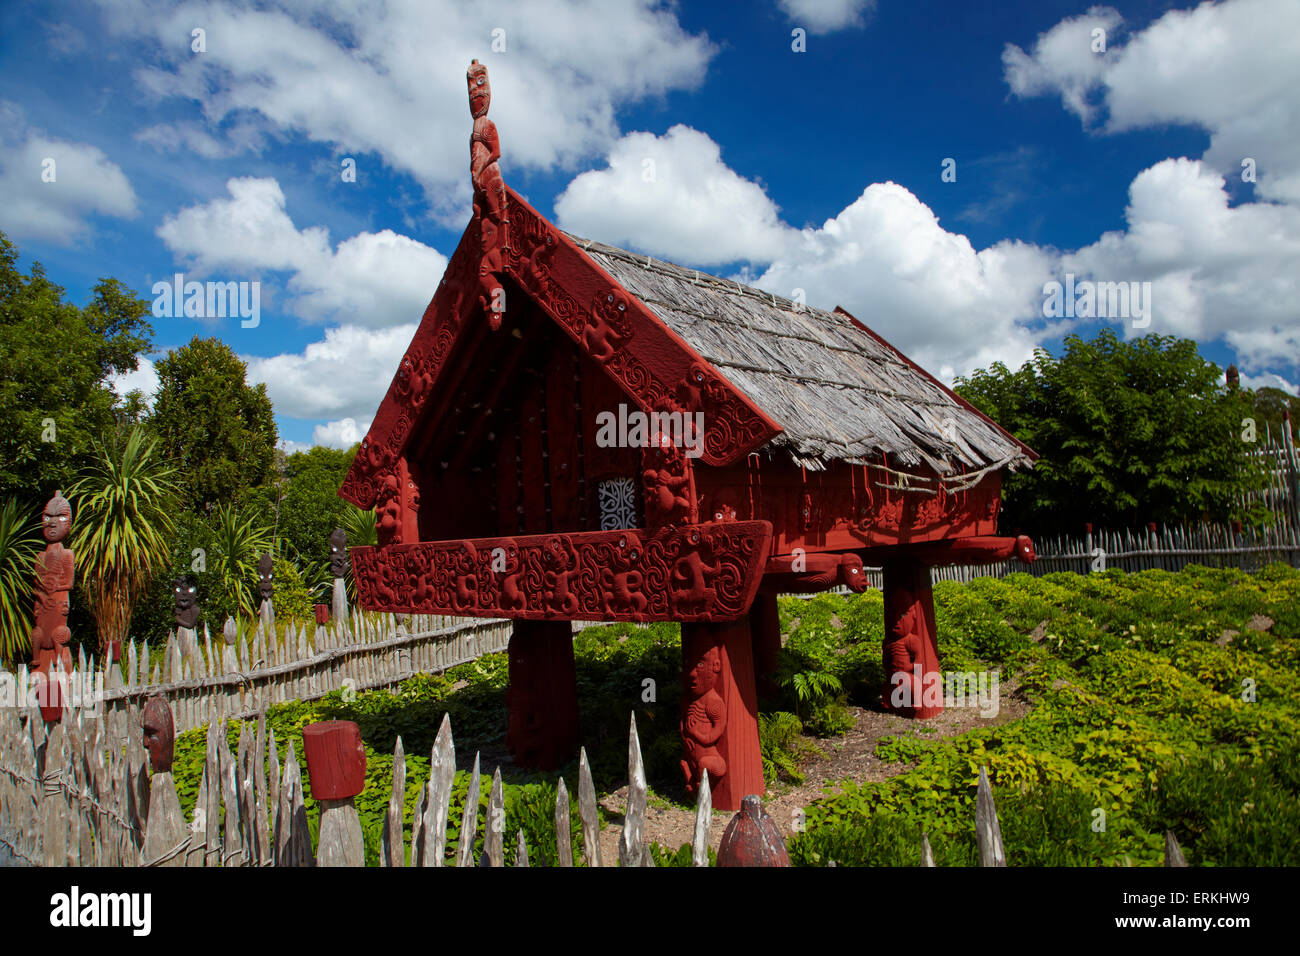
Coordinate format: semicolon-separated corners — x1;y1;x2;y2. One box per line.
468;59;509;329
717;795;791;867
350;522;772;623
880;558;943;719
681;617;764;811
30;490;74;673
642;442;693;527
302;721;367;800
762;551;868;594
681;644;727;790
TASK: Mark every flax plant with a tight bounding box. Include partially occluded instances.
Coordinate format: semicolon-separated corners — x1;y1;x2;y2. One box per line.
0;499;42;661
69;427;179;651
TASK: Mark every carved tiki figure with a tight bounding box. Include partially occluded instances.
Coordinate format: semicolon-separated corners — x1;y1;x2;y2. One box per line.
141;695;175;774
257;553;275;603
30;490;75;673
468;58;509;327
173;575;200;629
882;603;926;714
681;644;727;793
332;528;353;580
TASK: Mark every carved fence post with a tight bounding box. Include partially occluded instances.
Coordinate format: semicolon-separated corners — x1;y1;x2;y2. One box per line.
140;696;187;867
975;766;1006;867
304;720;366;866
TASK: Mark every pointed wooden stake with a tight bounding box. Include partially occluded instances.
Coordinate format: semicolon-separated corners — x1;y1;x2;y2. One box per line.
618;712;650;867
555;777;573;868
692;769;711;867
457;752;481;868
381;736;406;867
1164;830;1187;867
975;767;1006;867
578;746;601;868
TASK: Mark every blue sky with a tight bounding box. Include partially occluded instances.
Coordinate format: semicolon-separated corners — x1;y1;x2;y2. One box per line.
2;0;1297;452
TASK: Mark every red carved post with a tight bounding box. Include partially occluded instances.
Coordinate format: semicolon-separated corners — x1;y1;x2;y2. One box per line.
505;620;580;771
880;556;942;719
717;794;791;867
680;617;764;812
748;591;781;698
303;720;367;866
30;490;74;675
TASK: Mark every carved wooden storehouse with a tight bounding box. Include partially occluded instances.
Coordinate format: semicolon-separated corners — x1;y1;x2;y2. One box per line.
338;62;1036;810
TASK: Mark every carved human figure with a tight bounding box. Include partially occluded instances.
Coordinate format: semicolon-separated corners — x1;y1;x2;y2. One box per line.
643;444;692;526
329;528;349;578
142;695;175;774
30;490;75;672
681;644;727;793
173;575;200;629
883;604;926;714
468;59;509;328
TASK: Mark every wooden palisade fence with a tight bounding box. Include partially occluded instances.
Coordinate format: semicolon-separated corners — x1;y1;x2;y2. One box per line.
0;693;1192;867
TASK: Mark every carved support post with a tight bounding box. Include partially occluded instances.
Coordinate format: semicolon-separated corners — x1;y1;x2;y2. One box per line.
880;556;942;719
680;616;764;812
505;620;580;771
141;696;186;867
303;720;366;867
748;591;781;698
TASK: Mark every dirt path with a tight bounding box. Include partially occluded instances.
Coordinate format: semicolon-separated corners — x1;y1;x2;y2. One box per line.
596;677;1031;862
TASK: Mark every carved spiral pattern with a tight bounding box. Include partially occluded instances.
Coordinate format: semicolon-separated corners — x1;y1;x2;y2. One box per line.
350;522;771;623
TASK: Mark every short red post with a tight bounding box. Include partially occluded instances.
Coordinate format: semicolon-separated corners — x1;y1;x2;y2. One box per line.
303;720;367;866
717;794;790;867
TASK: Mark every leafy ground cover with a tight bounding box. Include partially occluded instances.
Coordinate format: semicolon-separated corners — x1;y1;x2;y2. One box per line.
169;563;1300;866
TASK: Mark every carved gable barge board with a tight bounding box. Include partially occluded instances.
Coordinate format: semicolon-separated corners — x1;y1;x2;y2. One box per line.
339;190;782;512
351;522;772;623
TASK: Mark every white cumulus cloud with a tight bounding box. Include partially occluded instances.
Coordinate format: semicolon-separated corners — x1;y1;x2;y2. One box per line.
156;177;446;327
95;0;715;218
778;0;876;34
0;100;138;242
555;125;791;266
312;417;373;449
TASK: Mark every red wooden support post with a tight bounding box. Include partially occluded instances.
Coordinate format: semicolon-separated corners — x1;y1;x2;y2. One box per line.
680;617;764;812
748;590;781;698
314;603;330;625
880;556;942;719
505;620;580;771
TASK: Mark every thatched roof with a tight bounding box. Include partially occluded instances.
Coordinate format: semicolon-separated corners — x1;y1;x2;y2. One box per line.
570;236;1035;477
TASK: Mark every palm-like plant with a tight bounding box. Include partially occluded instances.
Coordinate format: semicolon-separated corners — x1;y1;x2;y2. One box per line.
340;505;378;547
0;499;42;662
209;502;273;619
69;427;180;651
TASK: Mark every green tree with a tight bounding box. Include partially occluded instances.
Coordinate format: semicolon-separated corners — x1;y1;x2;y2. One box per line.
274;446;355;565
204;502;274;623
955;329;1265;536
149;336;278;512
0;230;153;505
68;426;180;651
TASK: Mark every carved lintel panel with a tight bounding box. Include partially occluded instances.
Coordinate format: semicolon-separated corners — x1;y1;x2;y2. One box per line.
350;521;772;623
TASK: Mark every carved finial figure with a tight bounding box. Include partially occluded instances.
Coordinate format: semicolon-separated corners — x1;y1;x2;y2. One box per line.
329;528;349;578
173;575;200;629
681;644;727;793
142;695;175;774
468;58;509;329
1226;364;1240;390
30;490;75;673
257;553;274;603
